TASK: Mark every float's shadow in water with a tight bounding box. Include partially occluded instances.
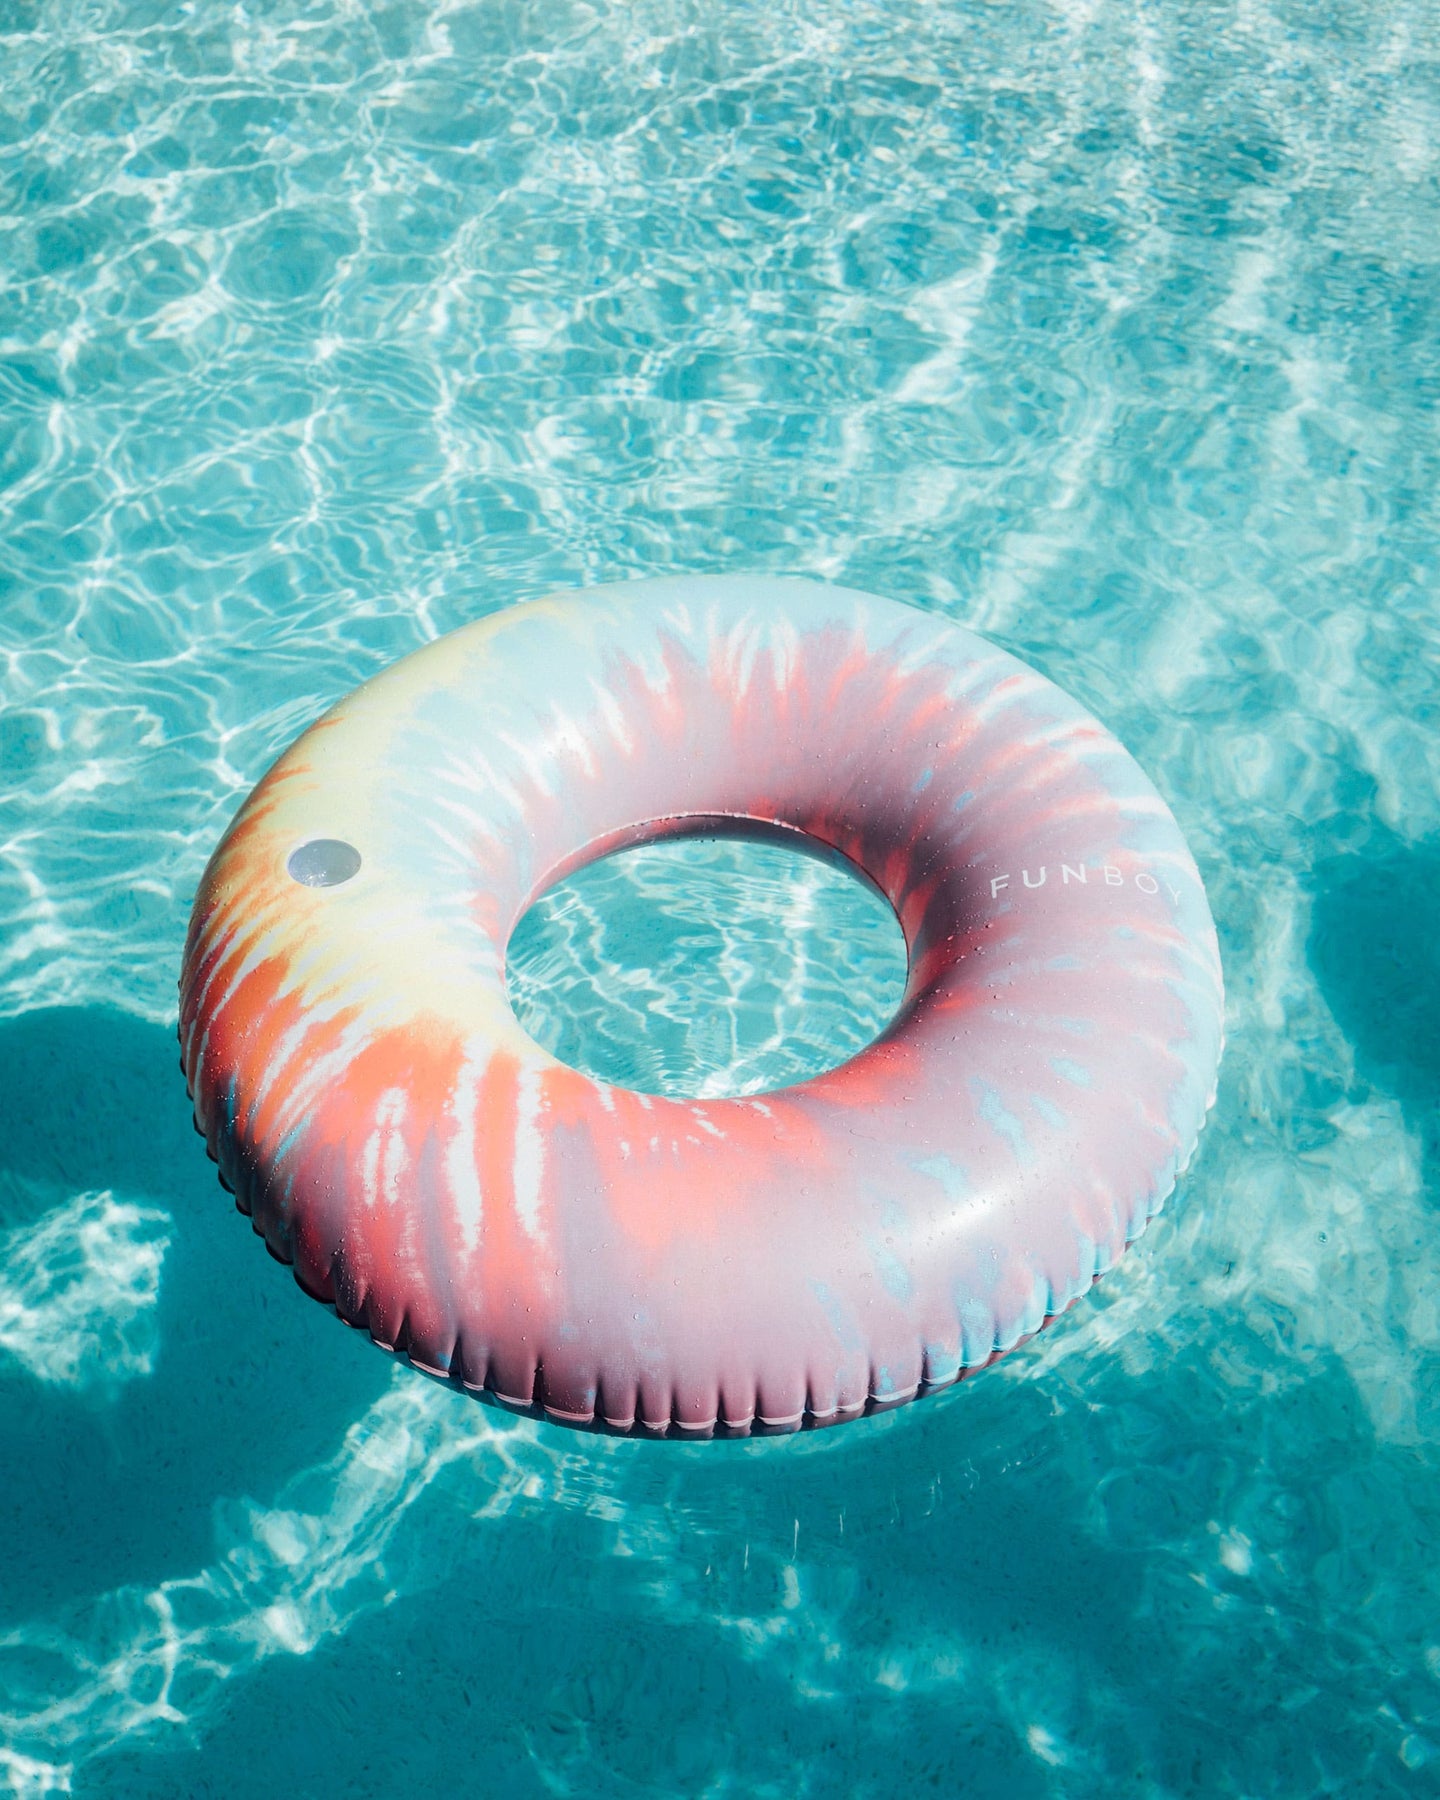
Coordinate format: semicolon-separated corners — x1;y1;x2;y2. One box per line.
0;1006;390;1618
1309;826;1440;1202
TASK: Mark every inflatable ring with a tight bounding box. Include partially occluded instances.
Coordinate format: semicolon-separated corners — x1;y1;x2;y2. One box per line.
180;577;1223;1436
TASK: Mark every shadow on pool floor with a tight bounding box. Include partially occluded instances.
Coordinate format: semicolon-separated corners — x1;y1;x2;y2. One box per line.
0;1005;390;1618
1309;821;1440;1206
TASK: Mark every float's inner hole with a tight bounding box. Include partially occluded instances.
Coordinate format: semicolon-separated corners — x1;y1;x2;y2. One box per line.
505;832;908;1098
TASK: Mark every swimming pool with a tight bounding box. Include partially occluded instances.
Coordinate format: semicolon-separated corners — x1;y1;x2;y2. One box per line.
2;0;1438;1792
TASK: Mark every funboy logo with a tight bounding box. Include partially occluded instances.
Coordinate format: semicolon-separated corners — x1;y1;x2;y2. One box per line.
989;863;1181;903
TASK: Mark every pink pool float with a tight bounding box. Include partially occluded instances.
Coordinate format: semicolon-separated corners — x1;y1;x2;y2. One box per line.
180;577;1224;1435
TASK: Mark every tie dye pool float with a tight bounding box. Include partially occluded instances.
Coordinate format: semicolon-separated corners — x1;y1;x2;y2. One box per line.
179;577;1223;1436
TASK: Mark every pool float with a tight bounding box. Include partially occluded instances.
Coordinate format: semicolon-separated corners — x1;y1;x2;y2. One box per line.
180;577;1223;1435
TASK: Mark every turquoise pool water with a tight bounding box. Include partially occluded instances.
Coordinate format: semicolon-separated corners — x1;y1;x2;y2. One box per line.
3;0;1439;1792
508;834;911;1097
